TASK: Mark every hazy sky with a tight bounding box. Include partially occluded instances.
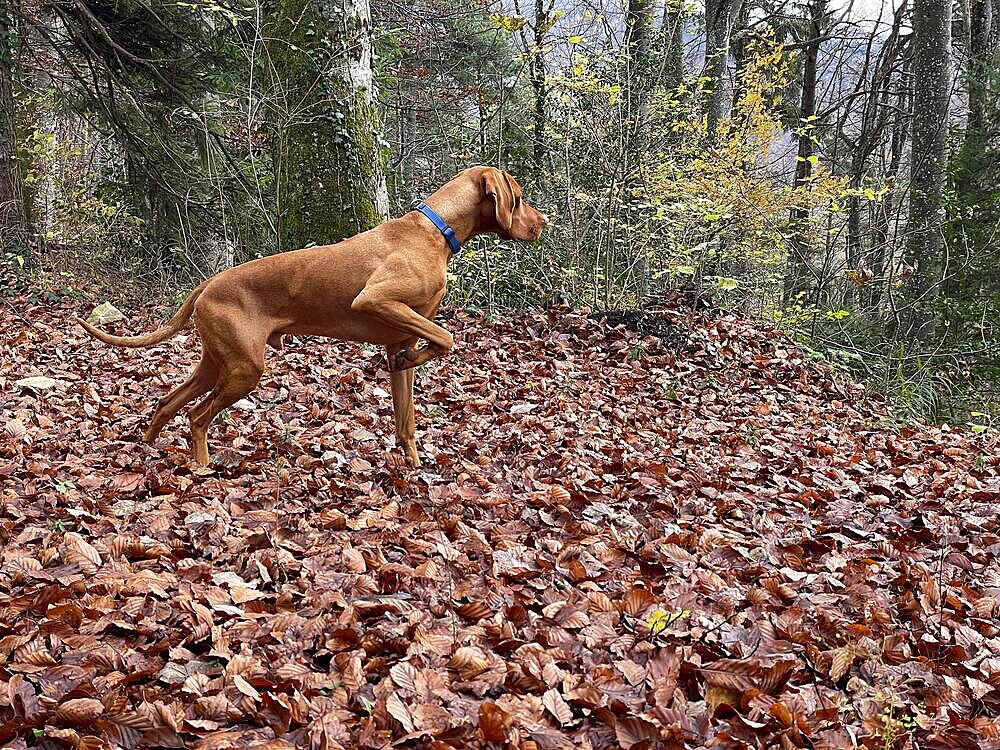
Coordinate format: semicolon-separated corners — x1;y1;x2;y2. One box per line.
829;0;908;27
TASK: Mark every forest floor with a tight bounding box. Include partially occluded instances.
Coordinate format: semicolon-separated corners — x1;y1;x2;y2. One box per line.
1;293;999;750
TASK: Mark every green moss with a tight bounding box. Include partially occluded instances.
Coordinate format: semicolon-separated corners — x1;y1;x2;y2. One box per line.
268;0;386;251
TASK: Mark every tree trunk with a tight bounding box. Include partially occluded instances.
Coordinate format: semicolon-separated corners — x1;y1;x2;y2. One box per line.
703;0;742;136
394;74;419;208
625;0;654;88
270;0;389;254
624;0;655;174
966;0;993;139
195;96;234;275
660;0;684;91
0;0;27;254
869;64;909;311
782;0;824;303
529;0;552;178
621;0;655;298
903;0;951;340
728;3;750;120
394;0;419;209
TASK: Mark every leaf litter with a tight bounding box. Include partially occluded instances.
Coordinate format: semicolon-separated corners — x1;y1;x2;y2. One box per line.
1;295;999;749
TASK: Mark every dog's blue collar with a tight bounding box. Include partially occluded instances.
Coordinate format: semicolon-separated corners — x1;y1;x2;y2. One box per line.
413;200;461;255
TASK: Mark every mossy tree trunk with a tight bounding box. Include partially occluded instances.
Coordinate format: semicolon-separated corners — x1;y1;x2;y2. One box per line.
868;63;909;312
965;0;993;136
514;0;555;179
529;0;552;178
624;0;654;148
269;0;389;253
0;0;28;255
195;93;235;275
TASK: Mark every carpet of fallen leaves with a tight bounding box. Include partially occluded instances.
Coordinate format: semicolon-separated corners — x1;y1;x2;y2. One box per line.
2;294;1000;750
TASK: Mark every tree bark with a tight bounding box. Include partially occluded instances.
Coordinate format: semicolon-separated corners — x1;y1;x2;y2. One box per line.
903;0;951;340
400;85;417;200
625;0;654;86
195;96;234;275
513;0;552;177
868;60;909;311
660;0;684;91
624;0;655;173
0;0;27;254
966;0;993;138
782;0;825;303
727;2;750;120
531;0;547;176
523;0;553;178
703;0;742;136
620;0;656;299
270;0;389;254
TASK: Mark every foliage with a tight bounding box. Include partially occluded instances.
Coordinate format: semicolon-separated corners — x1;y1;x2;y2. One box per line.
5;0;1000;423
21;117;144;260
448;38;848;311
374;0;525;202
777;303;999;433
777;50;1000;428
10;0;283;281
943;70;1000;383
647;41;845;303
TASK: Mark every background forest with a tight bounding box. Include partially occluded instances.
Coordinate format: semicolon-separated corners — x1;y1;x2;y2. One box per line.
0;0;997;425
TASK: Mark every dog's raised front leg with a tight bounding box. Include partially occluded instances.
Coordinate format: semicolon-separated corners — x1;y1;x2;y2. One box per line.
351;294;454;372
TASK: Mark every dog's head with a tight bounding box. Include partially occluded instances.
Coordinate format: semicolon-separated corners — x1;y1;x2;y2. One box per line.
479;167;547;242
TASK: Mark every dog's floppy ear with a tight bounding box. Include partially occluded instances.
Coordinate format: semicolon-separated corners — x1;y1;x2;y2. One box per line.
482;168;514;232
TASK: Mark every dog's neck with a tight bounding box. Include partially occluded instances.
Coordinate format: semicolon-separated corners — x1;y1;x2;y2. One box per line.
421;179;488;247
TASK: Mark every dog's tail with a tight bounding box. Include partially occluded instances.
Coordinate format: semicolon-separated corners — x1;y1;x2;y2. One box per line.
75;280;210;348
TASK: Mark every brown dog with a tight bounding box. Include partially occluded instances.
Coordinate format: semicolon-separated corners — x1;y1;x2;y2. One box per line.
77;166;547;466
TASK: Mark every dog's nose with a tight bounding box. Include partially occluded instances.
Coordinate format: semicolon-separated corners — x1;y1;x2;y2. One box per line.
540;213;549;226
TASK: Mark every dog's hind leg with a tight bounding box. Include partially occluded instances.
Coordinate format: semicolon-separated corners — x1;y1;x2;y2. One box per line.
145;351;218;444
187;360;263;464
186;321;266;464
182;307;269;464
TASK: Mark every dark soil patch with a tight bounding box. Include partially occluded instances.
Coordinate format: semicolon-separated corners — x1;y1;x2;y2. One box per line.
590;309;687;347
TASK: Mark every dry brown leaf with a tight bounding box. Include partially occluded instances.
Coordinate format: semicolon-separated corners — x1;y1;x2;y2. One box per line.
4;298;998;750
478;700;510;742
389;661;419;693
830;647;854;682
549;485;571;503
448;646;489;679
63;532;103;575
232;675;260;702
542;688;574;726
769;701;794;728
615;715;659;749
342;546;367;573
385;691;414;733
455;600;493;620
621;587;657;617
55;697;105;725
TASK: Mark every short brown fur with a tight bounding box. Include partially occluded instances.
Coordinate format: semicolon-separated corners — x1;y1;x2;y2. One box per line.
77;167;547;466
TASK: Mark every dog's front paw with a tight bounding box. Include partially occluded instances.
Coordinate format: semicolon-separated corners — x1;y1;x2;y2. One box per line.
390;341;435;371
389;346;418;372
